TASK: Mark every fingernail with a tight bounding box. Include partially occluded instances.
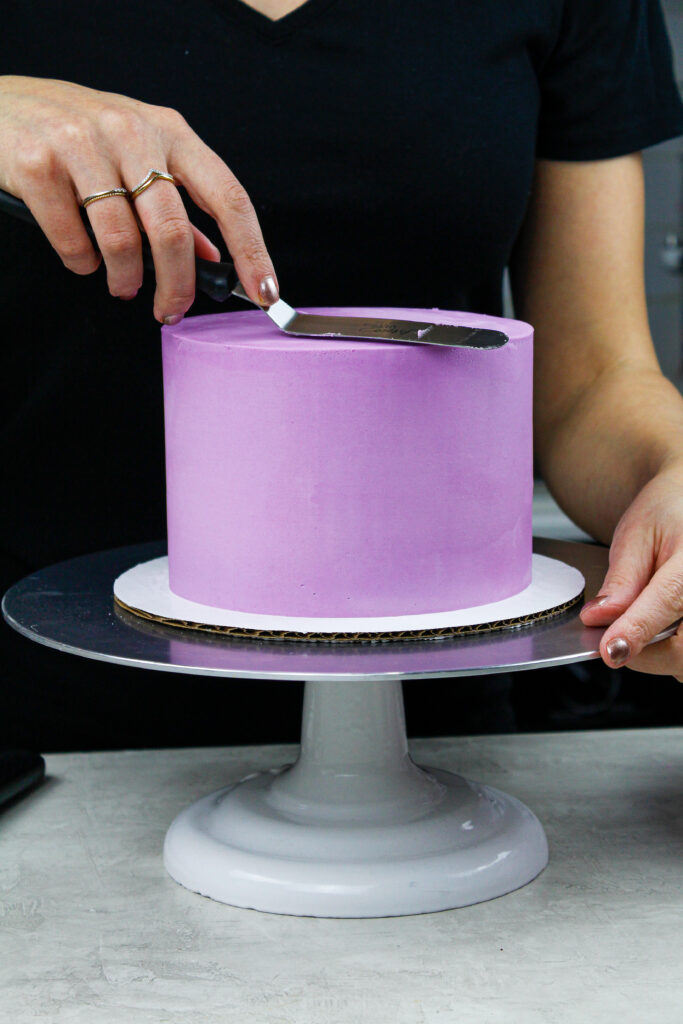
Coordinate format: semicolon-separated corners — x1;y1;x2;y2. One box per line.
258;275;279;307
163;314;184;326
581;594;611;612
606;637;631;667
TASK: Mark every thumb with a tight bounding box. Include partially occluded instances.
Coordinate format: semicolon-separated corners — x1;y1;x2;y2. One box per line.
580;522;655;626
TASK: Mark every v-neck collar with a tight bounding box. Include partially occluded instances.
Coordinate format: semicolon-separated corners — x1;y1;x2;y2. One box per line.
221;0;343;40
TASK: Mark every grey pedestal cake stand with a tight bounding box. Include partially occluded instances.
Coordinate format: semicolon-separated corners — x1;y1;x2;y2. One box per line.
4;538;663;918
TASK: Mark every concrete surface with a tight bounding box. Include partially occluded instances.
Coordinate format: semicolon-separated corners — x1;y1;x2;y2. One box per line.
1;729;681;1023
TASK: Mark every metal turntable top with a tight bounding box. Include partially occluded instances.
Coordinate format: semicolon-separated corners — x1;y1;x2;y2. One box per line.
0;537;649;682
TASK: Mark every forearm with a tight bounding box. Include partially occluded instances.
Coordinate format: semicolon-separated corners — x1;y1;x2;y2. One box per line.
536;359;683;543
511;159;683;678
510;154;683;543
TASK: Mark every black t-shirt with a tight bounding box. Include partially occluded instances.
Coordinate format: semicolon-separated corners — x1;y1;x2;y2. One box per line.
1;0;682;570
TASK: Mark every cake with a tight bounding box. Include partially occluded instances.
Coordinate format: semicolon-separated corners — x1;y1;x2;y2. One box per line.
161;307;533;618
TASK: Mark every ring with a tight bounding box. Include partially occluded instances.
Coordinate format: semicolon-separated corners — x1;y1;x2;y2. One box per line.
130;168;176;200
81;187;130;208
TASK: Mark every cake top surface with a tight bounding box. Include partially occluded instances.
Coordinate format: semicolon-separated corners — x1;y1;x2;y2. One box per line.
162;307;532;352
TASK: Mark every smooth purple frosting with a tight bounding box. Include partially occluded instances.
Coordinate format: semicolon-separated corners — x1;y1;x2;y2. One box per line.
162;307;533;616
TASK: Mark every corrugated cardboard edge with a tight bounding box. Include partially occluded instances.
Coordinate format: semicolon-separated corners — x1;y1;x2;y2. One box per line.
114;591;585;645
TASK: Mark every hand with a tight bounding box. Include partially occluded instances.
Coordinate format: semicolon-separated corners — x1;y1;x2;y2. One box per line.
0;75;278;322
580;459;683;680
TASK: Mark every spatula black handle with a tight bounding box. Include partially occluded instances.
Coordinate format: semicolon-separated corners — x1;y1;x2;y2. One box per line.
0;187;239;302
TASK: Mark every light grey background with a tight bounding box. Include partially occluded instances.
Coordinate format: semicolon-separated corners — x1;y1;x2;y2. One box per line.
629;0;682;383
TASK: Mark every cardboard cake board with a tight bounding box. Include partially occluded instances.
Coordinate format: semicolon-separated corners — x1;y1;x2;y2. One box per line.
114;554;585;644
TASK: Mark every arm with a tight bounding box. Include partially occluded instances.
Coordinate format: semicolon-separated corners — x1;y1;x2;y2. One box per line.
510;155;683;675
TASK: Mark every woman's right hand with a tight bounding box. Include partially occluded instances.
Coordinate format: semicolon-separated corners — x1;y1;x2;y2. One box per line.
0;75;279;323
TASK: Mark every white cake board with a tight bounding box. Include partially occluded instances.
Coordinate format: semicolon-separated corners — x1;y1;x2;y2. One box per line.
114;553;585;641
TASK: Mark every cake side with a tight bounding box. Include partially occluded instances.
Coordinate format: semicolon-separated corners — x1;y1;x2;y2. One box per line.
162;308;533;617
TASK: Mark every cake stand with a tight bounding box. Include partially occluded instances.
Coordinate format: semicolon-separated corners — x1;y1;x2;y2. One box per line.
4;538;673;918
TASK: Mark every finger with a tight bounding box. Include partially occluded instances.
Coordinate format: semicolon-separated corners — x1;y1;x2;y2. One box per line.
20;174;101;276
599;556;683;668
71;167;143;300
127;168;195;324
169;130;278;305
191;224;221;262
580;526;655;626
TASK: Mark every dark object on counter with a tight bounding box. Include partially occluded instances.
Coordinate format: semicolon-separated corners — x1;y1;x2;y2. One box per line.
0;749;45;809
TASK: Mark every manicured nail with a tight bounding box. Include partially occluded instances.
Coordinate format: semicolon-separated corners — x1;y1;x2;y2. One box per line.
163;314;184;326
606;637;631;667
582;594;611;612
258;275;279;307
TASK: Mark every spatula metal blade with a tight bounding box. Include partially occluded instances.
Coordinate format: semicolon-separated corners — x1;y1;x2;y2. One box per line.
265;299;508;349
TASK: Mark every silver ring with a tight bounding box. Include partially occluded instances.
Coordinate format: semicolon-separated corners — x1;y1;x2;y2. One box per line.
130;168;176;200
81;187;130;208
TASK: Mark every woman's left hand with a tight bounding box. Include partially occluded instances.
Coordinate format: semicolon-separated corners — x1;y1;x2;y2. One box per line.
580;458;683;680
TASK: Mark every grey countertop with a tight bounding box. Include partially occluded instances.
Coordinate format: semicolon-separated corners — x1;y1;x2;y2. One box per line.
1;729;681;1023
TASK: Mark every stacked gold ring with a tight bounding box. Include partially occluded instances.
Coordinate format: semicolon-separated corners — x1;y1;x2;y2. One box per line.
130;168;176;199
81;186;130;208
80;170;176;209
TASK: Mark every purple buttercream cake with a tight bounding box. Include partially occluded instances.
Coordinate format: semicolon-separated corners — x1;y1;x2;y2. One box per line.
161;307;533;617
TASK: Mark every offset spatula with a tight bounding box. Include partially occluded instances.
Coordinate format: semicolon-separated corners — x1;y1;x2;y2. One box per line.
0;188;508;349
242;285;508;348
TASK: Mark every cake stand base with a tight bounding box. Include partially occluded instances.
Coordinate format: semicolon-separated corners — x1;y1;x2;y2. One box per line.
164;678;548;917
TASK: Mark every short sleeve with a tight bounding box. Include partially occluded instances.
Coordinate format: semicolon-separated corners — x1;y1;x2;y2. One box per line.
537;0;683;160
